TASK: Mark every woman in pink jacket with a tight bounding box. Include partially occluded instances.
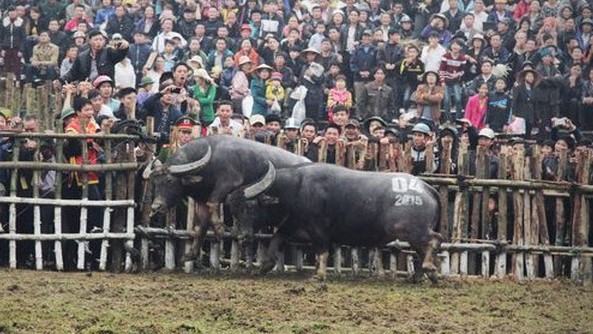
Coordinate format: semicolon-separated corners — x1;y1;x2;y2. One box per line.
464;82;489;130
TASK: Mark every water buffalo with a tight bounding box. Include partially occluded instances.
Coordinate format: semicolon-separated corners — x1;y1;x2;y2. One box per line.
244;163;443;282
148;136;310;261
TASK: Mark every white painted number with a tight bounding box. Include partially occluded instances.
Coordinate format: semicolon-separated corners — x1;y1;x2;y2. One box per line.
391;177;423;193
394;194;423;206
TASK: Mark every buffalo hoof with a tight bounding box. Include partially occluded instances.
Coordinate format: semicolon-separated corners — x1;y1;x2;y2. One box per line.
426;271;439;285
259;259;276;274
180;252;197;263
310;274;326;282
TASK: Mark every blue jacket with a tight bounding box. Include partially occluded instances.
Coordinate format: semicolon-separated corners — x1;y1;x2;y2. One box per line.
350;44;377;82
250;78;268;116
129;42;152;73
141;93;183;144
206;49;234;71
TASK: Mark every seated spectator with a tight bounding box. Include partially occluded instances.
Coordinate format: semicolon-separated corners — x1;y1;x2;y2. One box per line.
28;31;59;83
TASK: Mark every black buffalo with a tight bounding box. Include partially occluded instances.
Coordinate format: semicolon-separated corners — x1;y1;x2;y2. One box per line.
245;163;443;282
148;136;310;261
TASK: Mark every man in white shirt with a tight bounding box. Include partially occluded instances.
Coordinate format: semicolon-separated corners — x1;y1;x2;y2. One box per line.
114;57;136;89
151;18;187;53
421;32;447;72
471;0;489;32
209;101;244;137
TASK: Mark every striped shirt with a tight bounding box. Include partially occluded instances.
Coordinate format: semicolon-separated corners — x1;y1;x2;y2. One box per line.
439;52;468;84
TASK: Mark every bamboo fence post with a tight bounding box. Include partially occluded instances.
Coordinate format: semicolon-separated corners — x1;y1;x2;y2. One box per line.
495;146;509;278
554;148;568;276
24;84;35;117
571;149;592;285
185;199;198;273
294;247;304;271
439;137;452;239
111;139;128;273
32;141;43;270
1;138;20;266
53;124;64;270
532;146;553;278
523;155;535;279
425;143;435;174
77;120;89;270
333;245;342;275
4;73;14;108
184;122;201;273
469;146;486;275
139;117;155;271
389;250;398;278
351;247;360;276
164;127;178;271
451;142;469;275
124;142;136;272
370;247;385;277
99;134;113;271
481;150;492;278
511;145;525;280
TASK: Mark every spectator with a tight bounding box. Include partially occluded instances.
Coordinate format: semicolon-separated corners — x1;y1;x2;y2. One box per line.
114;57;137;89
141;83;183;144
410;122;438;176
415;71;445;128
230;56;252;113
134;6;160;39
114;87;138;120
440;38;474;121
1;7;26;80
357;67;395;121
146;55;166;93
512;68;540;137
421;13;452;46
486;78;512;132
326;74;352;120
152;18;186;54
28;31;59;83
250;64;273;116
61;29;129;83
105;5;134;42
193;68;218;125
209;100;244;137
465;82;489;130
421;32;447;73
136;76;155;107
397;44;424;113
350;30;377;106
266;72;285;115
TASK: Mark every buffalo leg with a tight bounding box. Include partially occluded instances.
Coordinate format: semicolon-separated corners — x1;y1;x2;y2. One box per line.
183;202;210;262
260;231;284;273
421;232;443;284
207;202;225;238
314;250;330;281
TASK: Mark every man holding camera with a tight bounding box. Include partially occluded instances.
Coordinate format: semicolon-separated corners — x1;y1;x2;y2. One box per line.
60;29;129;84
141;82;184;144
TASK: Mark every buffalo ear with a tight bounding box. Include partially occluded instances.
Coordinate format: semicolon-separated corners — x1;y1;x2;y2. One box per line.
181;176;204;186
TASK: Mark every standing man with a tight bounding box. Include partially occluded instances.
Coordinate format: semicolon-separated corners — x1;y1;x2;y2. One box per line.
357;67;395;121
61;29;129;83
0;7;26;80
350;30;377;108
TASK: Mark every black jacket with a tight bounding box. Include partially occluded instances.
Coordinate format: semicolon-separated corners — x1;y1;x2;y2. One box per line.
61;45;128;83
106;15;135;42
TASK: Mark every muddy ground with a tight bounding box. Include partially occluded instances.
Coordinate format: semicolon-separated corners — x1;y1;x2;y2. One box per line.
0;270;592;334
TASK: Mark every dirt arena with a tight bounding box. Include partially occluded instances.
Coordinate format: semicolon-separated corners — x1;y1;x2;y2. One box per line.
0;270;592;334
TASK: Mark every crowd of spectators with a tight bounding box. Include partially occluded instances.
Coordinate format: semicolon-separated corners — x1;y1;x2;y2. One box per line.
0;0;593;268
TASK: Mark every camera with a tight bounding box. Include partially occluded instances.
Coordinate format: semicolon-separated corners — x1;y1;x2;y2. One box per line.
170;87;182;94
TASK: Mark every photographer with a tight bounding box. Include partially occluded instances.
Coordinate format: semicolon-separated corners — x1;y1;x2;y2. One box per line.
140;82;184;144
60;29;129;84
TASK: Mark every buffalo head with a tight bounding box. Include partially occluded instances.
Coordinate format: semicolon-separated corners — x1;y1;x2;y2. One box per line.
148;145;212;217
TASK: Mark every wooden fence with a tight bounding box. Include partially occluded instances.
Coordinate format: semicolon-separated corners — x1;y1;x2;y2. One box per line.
0;76;590;283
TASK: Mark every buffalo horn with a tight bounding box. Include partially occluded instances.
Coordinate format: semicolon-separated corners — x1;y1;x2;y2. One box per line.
243;161;276;199
142;157;162;179
169;145;212;175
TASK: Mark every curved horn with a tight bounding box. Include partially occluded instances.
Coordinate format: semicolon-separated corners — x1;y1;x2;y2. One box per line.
243;161;276;199
142;157;162;179
169;145;212;175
